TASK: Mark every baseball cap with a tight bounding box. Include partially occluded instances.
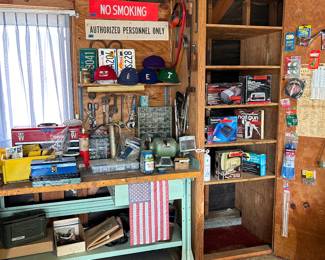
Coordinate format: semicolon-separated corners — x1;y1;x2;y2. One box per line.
143;55;165;70
138;68;158;84
94;65;117;82
158;68;179;83
118;68;138;85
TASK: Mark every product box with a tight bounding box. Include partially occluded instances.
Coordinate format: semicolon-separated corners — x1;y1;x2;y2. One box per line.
206;82;243;105
79;48;98;80
235;109;265;139
242;152;266;176
98;48;118;73
215;150;243;180
240;75;272;104
0;229;53;259
117;49;136;76
207;116;237;143
53;217;86;257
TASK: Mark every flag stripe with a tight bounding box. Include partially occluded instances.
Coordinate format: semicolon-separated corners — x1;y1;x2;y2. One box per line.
129;181;169;246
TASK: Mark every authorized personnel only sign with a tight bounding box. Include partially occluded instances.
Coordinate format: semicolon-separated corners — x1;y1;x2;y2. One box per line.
89;0;159;21
85;19;169;41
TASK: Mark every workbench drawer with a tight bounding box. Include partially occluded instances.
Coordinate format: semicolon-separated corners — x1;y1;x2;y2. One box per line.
114;179;184;207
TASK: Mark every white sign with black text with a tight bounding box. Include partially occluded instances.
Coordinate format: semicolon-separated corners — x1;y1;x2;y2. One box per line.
85;19;169;41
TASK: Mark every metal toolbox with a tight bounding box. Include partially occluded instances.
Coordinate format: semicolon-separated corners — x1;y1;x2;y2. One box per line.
0;210;47;248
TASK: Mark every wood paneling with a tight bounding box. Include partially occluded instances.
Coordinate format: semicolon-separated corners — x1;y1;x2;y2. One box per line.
274;1;325;259
211;0;234;24
236;180;274;243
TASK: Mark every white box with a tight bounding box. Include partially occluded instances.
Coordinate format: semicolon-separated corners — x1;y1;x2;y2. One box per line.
53;217;86;257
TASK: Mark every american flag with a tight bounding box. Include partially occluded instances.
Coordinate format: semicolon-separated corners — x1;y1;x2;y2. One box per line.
128;180;169;246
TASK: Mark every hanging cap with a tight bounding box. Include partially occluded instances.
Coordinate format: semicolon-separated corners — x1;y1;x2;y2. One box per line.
158;68;179;83
143;55;166;70
139;68;159;84
117;67;139;85
94;65;117;82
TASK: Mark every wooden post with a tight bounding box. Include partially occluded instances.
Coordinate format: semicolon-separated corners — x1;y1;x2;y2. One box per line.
242;0;251;25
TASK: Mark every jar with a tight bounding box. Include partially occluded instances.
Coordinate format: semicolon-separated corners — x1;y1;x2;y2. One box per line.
140;150;155;174
80;68;91;84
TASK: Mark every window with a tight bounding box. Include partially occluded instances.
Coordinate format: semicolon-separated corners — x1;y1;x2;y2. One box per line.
0;11;74;147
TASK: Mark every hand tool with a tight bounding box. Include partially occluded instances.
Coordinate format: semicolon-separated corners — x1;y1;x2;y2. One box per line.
127;95;137;129
120;95;126;128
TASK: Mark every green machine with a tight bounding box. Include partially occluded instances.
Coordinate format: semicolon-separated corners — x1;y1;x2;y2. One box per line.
149;138;178;170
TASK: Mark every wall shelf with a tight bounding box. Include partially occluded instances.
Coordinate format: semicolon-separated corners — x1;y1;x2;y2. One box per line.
80;83;181;93
205;172;276;186
205;103;279;109
206;24;283;40
205;65;281;70
205;139;277;148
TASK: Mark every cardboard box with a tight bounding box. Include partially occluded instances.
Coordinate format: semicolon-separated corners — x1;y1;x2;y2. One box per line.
0;230;53;259
53;217;86;257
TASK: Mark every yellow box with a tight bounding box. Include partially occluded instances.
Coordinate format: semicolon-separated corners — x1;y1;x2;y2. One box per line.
0;148;5;172
1;155;50;184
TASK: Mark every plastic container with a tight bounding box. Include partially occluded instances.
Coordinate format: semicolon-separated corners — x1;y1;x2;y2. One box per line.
1;155;51;184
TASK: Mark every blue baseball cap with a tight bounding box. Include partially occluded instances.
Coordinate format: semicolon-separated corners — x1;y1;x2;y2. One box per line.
139;68;158;84
118;68;138;85
143;55;165;70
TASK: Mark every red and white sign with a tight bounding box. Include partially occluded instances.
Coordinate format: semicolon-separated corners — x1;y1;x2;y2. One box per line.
89;0;159;21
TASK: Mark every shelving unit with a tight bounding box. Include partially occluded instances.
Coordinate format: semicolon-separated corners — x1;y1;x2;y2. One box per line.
192;0;284;259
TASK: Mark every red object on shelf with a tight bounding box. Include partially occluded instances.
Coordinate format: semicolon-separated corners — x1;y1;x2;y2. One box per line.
79;129;90;168
88;0;159;21
11;126;81;145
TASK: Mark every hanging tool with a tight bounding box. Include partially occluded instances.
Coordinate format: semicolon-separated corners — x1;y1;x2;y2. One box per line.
107;94;119;159
102;96;110;125
127;95;137;129
87;102;98;129
120;95;125;128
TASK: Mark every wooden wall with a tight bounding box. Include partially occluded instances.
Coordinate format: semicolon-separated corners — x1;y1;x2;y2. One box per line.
274;0;325;259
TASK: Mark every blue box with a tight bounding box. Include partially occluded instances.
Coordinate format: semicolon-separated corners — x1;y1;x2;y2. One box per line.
242;152;266;176
31;157;78;178
207;116;238;143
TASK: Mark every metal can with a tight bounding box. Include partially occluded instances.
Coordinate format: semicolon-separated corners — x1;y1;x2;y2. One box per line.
140;150;154;174
140;96;149;107
80;68;91;84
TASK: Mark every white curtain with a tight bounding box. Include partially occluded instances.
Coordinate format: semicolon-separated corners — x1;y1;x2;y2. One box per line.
0;12;73;147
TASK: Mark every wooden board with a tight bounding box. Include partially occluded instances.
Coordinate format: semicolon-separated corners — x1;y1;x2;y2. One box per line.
207;24;282;40
205;172;275;185
273;1;325;260
204;245;272;260
0;170;200;197
0;0;74;9
236;180;274;243
205;139;277;148
206;65;280;70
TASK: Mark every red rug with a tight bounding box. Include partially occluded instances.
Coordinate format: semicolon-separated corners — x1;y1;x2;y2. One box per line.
204;225;265;254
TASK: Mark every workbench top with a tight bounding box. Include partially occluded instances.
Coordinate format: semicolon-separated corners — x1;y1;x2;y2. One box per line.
0;169;200;197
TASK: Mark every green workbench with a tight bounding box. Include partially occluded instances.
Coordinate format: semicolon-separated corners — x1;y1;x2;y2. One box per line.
0;170;198;260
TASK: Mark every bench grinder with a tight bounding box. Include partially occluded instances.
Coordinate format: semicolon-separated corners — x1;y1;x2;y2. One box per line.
149;138;178;171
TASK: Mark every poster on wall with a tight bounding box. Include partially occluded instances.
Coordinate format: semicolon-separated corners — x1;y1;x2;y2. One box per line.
89;0;159;21
85;19;169;41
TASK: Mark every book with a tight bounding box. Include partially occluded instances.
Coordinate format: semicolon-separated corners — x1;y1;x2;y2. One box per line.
235;109;265;139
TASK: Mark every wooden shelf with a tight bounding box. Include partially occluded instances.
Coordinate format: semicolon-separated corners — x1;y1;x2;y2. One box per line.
204;245;272;260
205;103;279;109
0;170;200;197
206;24;283;40
205;139;277;148
205;65;281;70
16;225;182;260
205;172;276;186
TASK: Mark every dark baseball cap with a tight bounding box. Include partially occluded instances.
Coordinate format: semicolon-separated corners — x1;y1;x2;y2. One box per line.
139;68;159;84
117;67;138;85
143;55;165;70
158;68;179;83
